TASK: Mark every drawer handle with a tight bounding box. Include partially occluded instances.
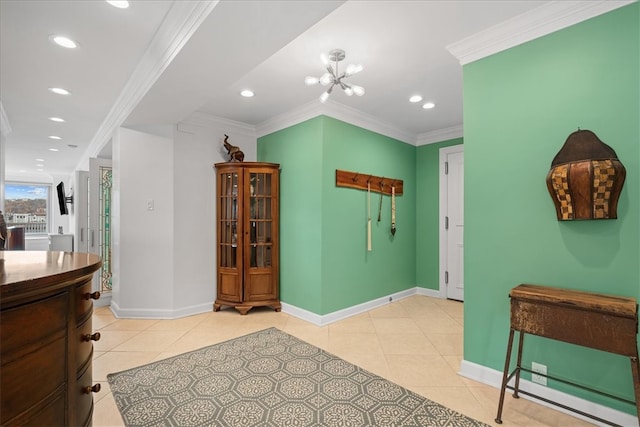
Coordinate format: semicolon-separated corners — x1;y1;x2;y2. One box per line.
84;291;101;300
82;332;101;342
83;384;101;394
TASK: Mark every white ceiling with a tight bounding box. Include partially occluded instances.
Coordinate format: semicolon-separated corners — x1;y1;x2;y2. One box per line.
1;0;621;178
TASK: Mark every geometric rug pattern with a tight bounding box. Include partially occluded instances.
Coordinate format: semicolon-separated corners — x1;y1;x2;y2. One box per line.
107;327;489;426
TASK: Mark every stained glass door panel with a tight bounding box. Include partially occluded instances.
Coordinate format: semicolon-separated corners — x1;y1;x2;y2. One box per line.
99;166;112;292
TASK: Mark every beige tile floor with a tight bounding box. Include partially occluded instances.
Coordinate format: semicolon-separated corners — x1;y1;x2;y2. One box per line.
92;295;594;426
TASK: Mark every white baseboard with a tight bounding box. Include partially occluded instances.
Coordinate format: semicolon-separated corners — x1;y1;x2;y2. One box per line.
109;300;213;319
94;293;112;308
416;286;445;299
106;286;443;321
459;360;639;427
281;286;440;326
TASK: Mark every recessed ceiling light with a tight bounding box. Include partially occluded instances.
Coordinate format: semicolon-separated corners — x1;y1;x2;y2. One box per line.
48;148;59;152
50;35;78;49
36;164;44;167
35;158;45;162
409;95;422;103
422;102;435;109
240;89;254;98
49;117;65;122
49;87;71;95
106;0;130;8
49;135;62;140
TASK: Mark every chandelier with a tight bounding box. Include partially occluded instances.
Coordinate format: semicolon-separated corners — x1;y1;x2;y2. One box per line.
305;49;364;103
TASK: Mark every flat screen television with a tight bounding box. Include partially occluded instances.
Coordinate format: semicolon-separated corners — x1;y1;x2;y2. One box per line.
56;181;69;215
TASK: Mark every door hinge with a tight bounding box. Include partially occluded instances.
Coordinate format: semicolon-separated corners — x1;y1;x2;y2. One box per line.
445;271;449;284
445;216;449;230
445;161;449;175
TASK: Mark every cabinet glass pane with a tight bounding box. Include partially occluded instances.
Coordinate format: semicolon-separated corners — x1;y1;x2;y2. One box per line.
249;172;273;268
220;172;238;268
250;245;272;268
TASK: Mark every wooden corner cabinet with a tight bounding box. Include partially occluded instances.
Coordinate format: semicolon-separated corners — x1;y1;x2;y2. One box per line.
214;162;281;315
1;251;102;426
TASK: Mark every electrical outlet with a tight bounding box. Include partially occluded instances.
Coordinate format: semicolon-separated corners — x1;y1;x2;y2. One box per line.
531;362;547;386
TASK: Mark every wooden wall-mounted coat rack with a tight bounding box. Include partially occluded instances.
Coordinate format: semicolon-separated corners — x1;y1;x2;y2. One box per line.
335;169;403;195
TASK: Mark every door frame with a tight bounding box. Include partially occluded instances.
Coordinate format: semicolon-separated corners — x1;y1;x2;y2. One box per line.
439;144;464;298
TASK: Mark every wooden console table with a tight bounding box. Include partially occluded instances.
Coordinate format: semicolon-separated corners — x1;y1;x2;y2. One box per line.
495;284;640;426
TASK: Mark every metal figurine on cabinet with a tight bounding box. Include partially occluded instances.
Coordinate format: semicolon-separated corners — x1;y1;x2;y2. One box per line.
223;134;244;162
546;129;626;220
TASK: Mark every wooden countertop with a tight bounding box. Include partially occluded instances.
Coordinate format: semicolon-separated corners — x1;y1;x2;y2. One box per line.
0;251;102;302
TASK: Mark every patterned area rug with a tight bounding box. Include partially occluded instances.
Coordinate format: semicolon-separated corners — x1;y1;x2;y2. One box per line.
107;327;488;427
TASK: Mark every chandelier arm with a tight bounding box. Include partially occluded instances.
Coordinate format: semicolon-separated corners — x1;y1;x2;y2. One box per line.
325;64;336;79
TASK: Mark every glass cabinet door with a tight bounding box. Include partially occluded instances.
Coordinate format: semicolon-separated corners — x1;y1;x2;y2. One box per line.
219;171;239;268
248;172;273;268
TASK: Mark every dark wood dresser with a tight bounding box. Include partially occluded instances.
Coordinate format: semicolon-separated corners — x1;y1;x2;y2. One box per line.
1;251;102;426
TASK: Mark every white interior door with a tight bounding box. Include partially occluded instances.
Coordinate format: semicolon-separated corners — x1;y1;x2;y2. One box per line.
74;170;89;253
440;146;464;301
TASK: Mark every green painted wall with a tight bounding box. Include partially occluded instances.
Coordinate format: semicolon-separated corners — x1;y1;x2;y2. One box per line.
464;4;639;412
321;117;416;313
258;118;324;313
416;138;463;290
259;116;417;315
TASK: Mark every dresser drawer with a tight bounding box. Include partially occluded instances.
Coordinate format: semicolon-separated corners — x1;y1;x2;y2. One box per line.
75;280;98;323
1;386;66;426
77;317;97;374
0;336;66;424
0;292;67;360
76;360;98;427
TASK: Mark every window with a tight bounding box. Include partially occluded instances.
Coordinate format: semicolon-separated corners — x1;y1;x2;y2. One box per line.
4;183;51;234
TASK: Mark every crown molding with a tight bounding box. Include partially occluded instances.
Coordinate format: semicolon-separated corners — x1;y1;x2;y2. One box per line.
416;125;463;146
0;100;12;137
256;99;417;145
255;99;322;138
79;0;219;168
181;111;257;138
447;1;635;65
322;101;417;145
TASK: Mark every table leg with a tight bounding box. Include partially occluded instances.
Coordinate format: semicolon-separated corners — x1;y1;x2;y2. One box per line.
630;354;640;422
513;331;524;399
495;329;516;424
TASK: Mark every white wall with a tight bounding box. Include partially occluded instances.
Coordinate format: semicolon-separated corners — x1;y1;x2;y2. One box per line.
111;127;175;316
110;116;257;318
172;113;257;315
